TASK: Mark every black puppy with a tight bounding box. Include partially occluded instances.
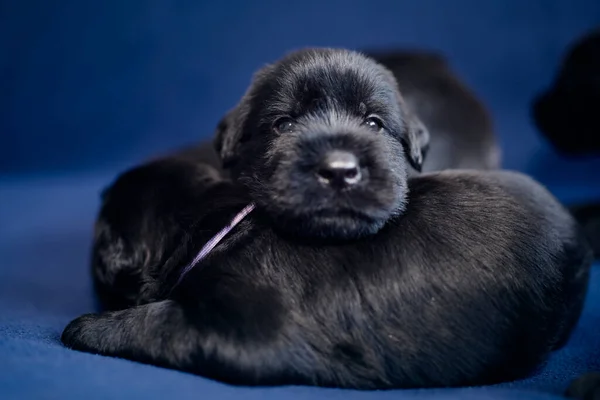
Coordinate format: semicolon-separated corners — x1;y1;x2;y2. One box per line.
532;28;600;156
62;48;592;389
368;49;500;172
531;28;600;260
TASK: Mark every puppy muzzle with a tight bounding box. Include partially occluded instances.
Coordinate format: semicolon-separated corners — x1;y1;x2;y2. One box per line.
283;131;384;190
257;130;407;238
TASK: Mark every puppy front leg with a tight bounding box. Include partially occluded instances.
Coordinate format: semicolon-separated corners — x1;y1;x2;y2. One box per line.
61;301;199;370
61;298;313;386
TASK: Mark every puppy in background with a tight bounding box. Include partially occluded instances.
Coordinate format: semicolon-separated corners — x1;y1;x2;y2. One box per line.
532;29;600;260
367;50;500;172
62;48;592;389
536;31;600;397
533;28;600;156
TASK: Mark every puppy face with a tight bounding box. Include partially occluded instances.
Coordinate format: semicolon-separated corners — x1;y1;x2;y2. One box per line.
215;48;429;239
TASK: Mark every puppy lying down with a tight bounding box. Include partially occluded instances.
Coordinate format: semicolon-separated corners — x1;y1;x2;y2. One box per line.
62;49;592;389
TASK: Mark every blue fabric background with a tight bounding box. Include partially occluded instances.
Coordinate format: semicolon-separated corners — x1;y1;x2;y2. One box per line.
1;1;599;399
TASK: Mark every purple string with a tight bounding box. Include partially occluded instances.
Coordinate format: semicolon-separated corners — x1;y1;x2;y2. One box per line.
173;203;255;288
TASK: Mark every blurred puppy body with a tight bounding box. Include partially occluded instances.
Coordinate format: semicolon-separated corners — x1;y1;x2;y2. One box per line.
533;28;600;156
62;49;592;389
532;28;600;260
364;49;500;171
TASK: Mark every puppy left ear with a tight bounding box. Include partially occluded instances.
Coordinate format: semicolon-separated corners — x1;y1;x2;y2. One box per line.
213;109;237;168
403;112;430;172
213;63;276;169
213;105;250;169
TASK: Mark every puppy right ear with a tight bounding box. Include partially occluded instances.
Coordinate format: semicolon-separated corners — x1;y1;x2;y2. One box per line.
378;64;431;172
403;112;430;172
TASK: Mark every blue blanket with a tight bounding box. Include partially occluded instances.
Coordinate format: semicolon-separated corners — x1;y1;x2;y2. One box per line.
1;1;599;399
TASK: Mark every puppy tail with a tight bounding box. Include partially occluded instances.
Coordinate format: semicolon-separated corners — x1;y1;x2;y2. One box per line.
568;201;600;261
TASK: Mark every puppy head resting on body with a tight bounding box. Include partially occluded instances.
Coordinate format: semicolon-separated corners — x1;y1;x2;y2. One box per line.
214;48;429;239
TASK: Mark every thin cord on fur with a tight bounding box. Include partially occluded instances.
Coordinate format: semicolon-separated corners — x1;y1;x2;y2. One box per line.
173;203;255;288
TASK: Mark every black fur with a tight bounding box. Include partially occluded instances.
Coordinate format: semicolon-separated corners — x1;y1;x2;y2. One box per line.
367;49;500;171
532;28;600;156
64;160;591;388
62;48;592;389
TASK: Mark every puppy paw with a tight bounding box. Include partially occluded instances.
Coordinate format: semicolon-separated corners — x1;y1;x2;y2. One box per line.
61;314;104;353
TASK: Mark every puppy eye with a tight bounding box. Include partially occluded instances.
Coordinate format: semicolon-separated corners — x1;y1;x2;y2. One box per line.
274;118;297;134
364;116;384;132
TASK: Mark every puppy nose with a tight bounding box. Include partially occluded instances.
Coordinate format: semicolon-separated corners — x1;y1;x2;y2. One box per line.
316;151;362;187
